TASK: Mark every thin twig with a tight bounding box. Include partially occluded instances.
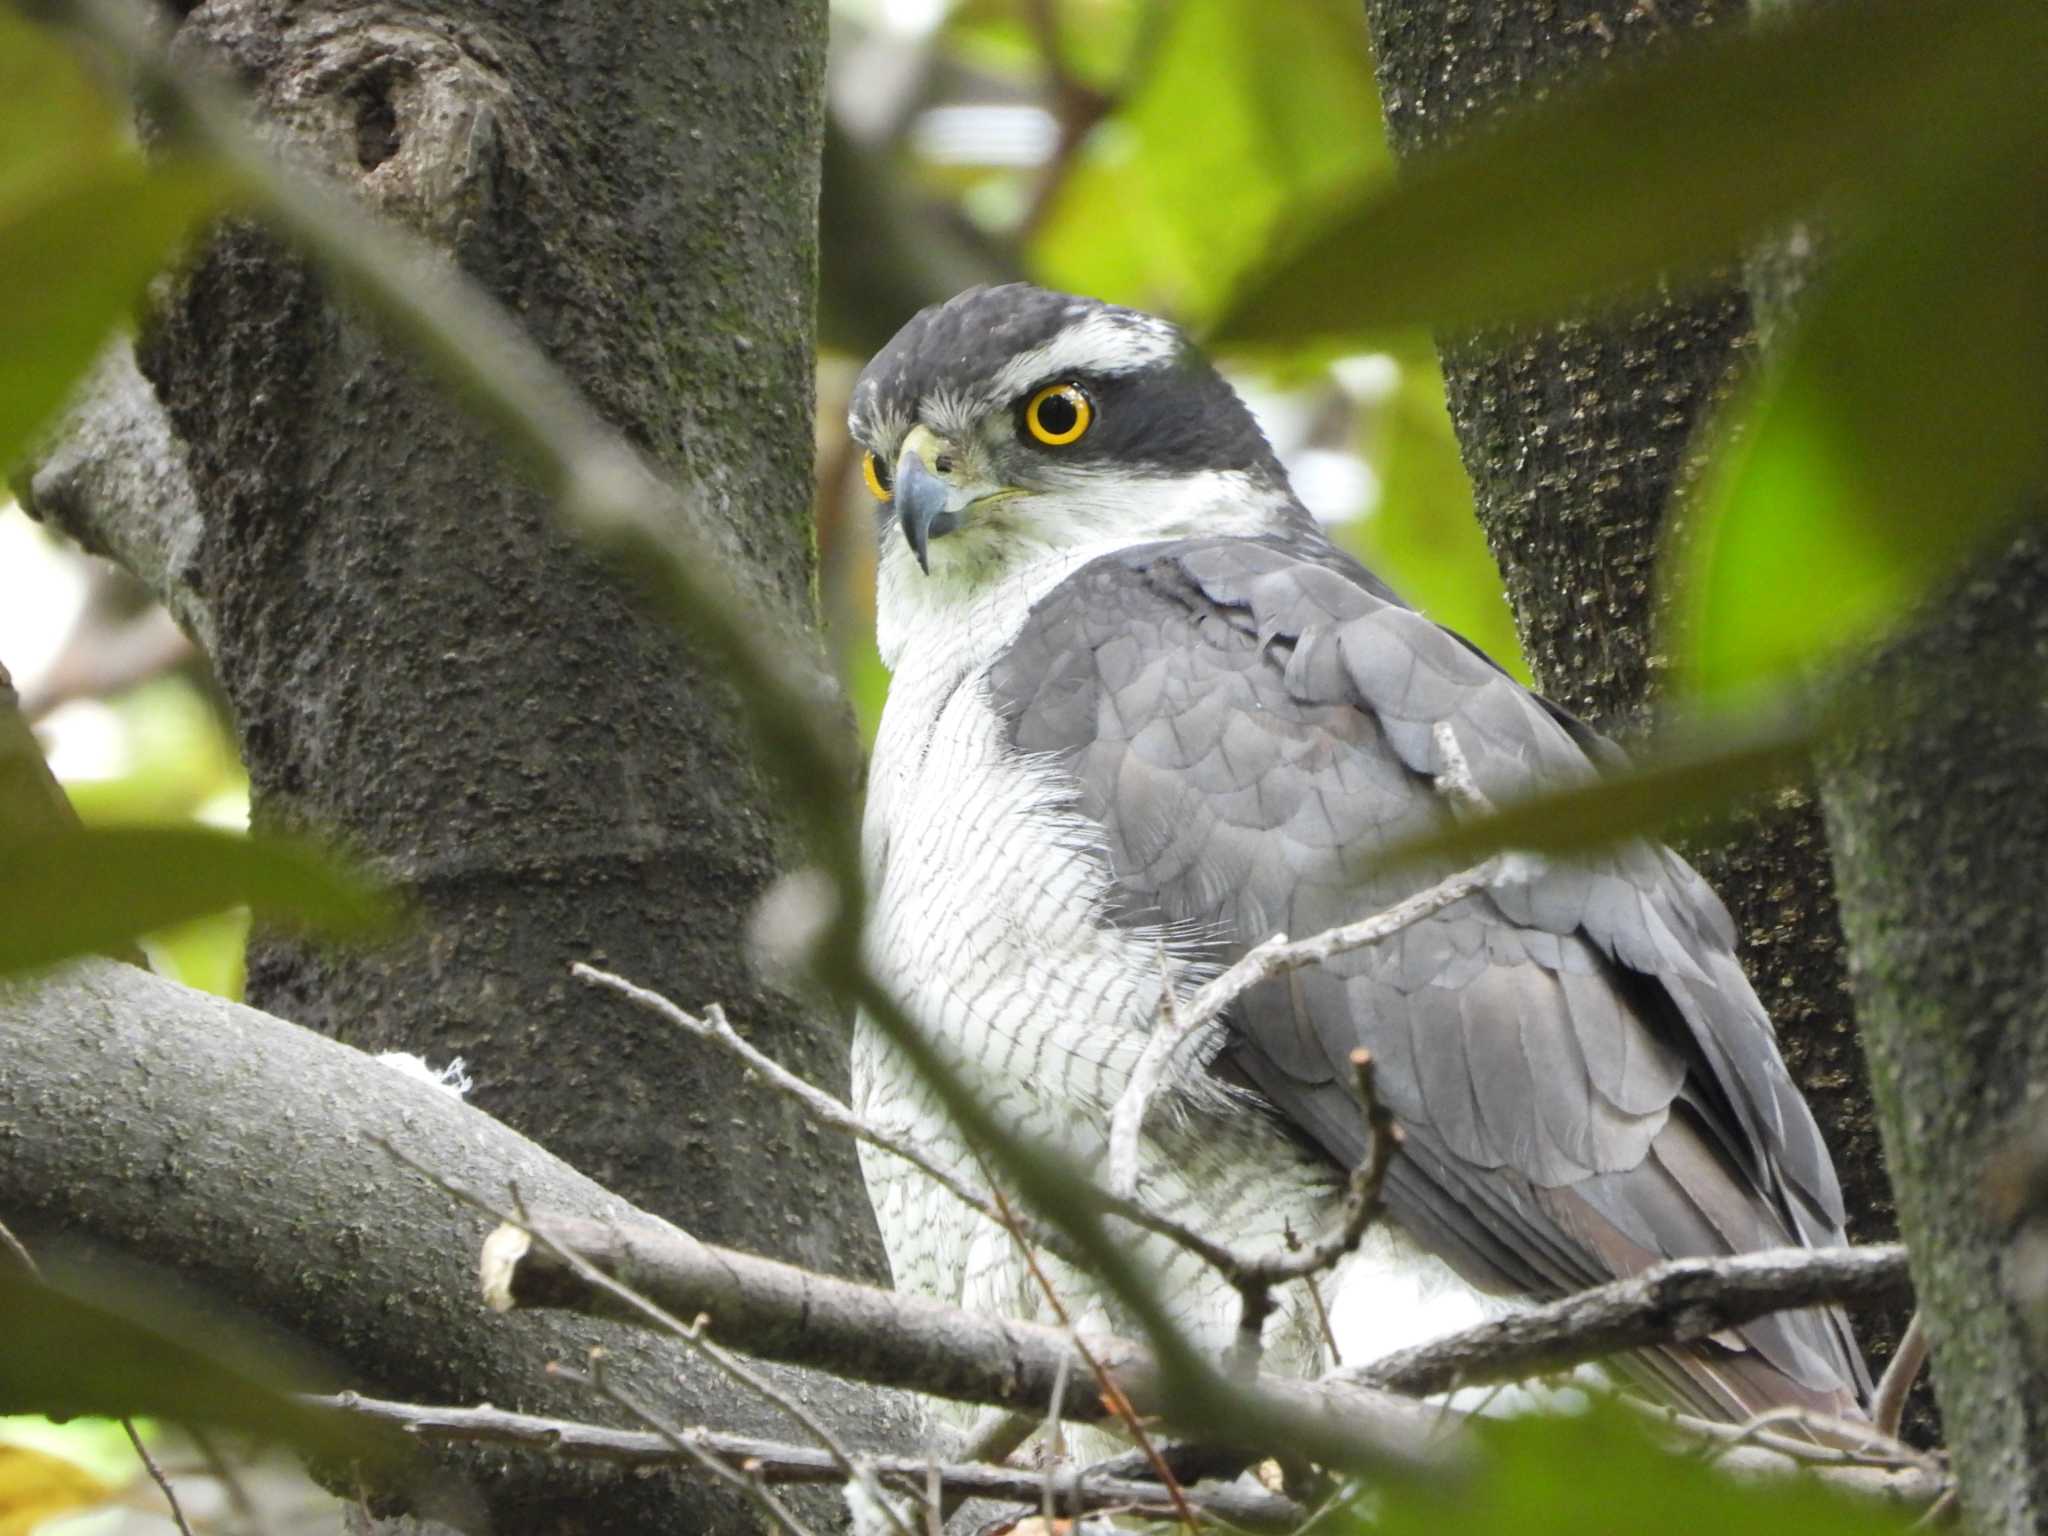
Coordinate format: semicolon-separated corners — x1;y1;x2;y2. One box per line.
993;1187;1200;1530
1225;1051;1401;1378
1913;1486;1959;1528
1;1218;198;1536
375;1138;920;1536
1872;1311;1928;1440
1632;1400;1942;1474
308;1392;1306;1530
1343;1242;1913;1399
1042;1350;1072;1526
572;964;1071;1256
1429;722;1494;815
1697;1404;1933;1471
1107;863;1488;1203
577;961;1383;1331
121;1420;198;1536
558;1353;820;1536
186;1425;262;1536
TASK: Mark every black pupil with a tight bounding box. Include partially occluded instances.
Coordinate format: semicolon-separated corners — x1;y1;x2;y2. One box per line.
1035;391;1078;437
871;453;892;491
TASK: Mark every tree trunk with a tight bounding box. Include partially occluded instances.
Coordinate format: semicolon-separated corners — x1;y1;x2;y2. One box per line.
1819;535;2048;1532
1356;0;1905;1395
26;0;884;1528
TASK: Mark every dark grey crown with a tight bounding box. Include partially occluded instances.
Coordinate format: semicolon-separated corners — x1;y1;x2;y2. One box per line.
851;284;1292;487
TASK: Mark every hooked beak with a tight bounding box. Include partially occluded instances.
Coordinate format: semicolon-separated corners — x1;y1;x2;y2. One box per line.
894;450;956;576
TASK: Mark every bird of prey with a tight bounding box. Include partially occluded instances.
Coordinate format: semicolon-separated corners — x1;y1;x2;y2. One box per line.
847;283;1869;1429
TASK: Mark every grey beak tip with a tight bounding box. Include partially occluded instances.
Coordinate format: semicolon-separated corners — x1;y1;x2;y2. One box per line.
894;453;952;576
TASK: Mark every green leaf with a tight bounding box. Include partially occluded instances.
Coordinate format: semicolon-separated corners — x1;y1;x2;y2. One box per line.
1032;0;1388;324
1310;1398;1913;1536
0;1271;388;1466
1379;709;1816;870
1673;152;2048;699
0;157;228;471
1216;0;2041;342
0;9;123;212
0;826;391;977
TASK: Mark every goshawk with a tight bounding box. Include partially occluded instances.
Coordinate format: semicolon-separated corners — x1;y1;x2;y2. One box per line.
847;284;1868;1430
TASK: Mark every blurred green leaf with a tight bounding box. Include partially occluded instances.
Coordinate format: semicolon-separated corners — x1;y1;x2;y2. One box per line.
1381;708;1815;870
1217;0;2040;342
0;1272;386;1466
1033;0;1388;324
0;826;390;977
1309;1398;1913;1536
1672;152;2048;700
0;157;228;471
946;0;1150;95
0;9;123;211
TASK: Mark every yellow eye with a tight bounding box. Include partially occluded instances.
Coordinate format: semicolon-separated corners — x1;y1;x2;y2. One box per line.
861;450;893;501
1024;383;1092;446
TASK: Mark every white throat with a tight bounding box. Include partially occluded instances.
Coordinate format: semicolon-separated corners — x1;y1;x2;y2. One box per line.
873;468;1297;680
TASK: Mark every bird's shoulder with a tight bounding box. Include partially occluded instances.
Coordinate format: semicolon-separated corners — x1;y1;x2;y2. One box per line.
983;532;1866;1413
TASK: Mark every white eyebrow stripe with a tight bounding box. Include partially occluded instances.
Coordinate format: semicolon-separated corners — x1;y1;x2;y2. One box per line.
985;309;1180;403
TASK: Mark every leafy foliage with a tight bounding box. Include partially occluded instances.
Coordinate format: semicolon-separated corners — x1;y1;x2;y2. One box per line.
0;1272;386;1465
1214;0;2046;710
1311;1399;1915;1536
0;825;390;977
0;12;227;474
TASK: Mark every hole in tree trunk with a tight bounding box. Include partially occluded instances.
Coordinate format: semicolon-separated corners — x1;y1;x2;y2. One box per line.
351;70;402;170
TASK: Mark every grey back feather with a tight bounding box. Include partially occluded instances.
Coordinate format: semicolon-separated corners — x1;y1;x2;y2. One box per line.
988;534;1869;1415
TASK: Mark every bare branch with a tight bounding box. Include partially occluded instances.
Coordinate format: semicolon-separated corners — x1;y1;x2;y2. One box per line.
479;1209;1458;1478
122;1418;199;1536
1629;1402;1948;1503
1429;721;1494;816
1345;1243;1913;1399
1225;1051;1401;1378
558;1353;821;1536
1107;864;1493;1204
309;1392;1307;1530
575;961;1382;1332
992;1186;1199;1529
571;964;1078;1258
1872;1311;1928;1441
18;340;212;652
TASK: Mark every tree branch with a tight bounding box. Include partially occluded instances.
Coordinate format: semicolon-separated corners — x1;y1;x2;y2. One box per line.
1346;1243;1913;1399
15;340;212;652
0;959;913;1530
478;1211;1459;1480
313;1392;1307;1531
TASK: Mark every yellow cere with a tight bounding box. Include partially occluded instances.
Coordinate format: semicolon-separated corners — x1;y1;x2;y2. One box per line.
1025;383;1092;446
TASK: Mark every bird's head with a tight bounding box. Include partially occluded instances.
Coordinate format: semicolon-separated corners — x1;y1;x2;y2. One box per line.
849;285;1306;584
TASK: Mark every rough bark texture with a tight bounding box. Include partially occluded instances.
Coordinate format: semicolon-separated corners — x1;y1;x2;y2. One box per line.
85;0;885;1528
1357;0;1904;1398
0;959;915;1533
1819;536;2048;1533
135;0;876;1261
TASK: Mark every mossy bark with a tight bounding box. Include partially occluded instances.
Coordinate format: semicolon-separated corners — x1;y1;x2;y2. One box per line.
1819;536;2048;1532
104;0;882;1528
1357;0;1904;1397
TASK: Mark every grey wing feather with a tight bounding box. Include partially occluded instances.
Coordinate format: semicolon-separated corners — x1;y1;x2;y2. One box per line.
989;534;1869;1416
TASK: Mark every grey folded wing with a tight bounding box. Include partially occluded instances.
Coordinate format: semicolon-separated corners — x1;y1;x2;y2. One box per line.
988;534;1870;1417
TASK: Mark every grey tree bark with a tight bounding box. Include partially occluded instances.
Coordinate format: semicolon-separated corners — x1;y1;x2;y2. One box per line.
0;958;916;1531
1819;537;2048;1532
14;0;889;1529
1356;0;1907;1399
